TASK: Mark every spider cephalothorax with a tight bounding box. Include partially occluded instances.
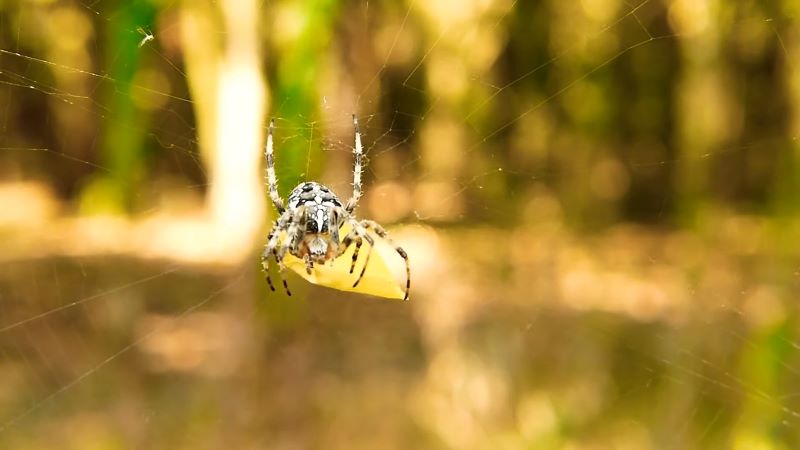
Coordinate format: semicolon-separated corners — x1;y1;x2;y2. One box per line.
261;116;410;300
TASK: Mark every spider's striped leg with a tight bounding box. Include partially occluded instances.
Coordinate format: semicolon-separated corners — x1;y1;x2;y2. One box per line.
272;247;292;296
275;221;303;295
304;255;314;275
262;212;291;295
349;237;364;274
335;228;363;274
261;240;277;292
345;115;364;214
360;219;410;301
272;205;307;295
265;119;285;214
347;219;375;289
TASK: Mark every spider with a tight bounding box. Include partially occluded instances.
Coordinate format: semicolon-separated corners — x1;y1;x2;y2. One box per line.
260;116;410;301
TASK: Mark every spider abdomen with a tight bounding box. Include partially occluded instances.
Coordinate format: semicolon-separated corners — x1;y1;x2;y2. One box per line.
286;182;344;264
288;182;343;211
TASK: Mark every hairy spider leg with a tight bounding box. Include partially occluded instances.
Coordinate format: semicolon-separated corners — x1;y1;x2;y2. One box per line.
336;229;363;274
350;237;364;274
262;211;292;296
345;115;363;214
276;205;306;281
304;255;314;274
347;218;376;289
265;119;285;214
261;237;277;292
360;219;410;301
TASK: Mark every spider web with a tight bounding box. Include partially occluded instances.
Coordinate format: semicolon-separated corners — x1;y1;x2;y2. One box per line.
0;0;799;448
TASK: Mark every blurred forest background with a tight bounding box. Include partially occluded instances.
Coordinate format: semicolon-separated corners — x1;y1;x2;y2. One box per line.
2;0;800;448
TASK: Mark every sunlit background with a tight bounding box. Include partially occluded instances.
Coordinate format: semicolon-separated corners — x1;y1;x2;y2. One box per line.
2;0;800;448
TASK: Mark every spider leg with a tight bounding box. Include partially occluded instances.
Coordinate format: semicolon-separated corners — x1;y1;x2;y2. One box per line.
274;204;310;291
360;219;410;301
345;115;364;214
261;235;277;292
273;247;292;296
336;227;362;274
350;237;364;274
265;119;286;214
347;219;375;290
275;221;302;295
262;212;292;296
304;254;314;275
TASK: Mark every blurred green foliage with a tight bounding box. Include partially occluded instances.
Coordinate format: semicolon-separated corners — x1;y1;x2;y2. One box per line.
0;0;797;228
87;1;157;213
268;0;341;192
